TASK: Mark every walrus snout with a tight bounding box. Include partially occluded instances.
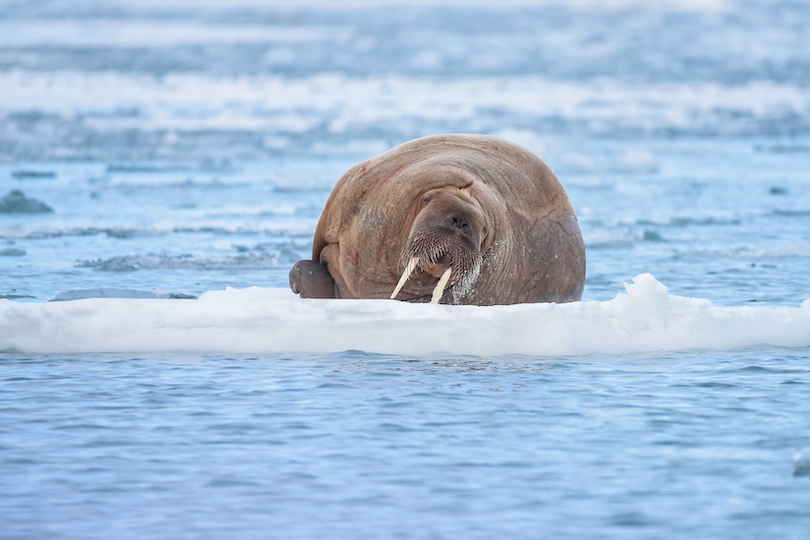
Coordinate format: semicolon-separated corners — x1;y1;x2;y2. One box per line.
410;191;485;251
428;253;453;277
390;191;487;303
405;228;478;278
449;212;471;231
393;229;482;303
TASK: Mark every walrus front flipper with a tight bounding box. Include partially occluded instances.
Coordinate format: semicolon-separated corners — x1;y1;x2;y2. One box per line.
289;260;337;299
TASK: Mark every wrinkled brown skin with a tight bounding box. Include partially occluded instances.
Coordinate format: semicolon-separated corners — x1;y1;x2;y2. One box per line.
289;134;586;305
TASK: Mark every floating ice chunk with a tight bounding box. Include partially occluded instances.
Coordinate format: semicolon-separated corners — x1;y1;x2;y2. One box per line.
0;190;54;214
1;275;809;356
75;253;292;271
793;449;810;477
50;289;196;302
11;170;56;179
0;248;26;257
616;273;674;332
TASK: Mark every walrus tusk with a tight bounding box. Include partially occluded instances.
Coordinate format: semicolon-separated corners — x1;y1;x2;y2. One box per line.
430;267;452;304
390;257;419;299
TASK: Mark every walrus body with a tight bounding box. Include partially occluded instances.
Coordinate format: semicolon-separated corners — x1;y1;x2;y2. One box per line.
289;134;585;305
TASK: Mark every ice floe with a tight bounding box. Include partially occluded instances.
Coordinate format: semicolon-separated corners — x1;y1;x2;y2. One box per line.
1;273;808;356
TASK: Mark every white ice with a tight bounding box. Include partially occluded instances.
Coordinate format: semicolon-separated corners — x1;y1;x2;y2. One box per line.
1;274;808;356
3;71;807;135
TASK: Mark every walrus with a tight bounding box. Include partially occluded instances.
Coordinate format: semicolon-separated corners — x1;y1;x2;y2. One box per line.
289;134;585;305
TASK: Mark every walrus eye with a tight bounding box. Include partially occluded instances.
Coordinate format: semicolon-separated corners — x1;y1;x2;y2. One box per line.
423;196;431;205
482;225;488;234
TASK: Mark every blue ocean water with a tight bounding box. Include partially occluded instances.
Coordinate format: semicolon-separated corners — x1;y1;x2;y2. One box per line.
2;351;809;540
1;1;810;538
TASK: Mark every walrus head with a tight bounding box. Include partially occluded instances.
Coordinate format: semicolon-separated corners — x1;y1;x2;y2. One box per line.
391;188;489;303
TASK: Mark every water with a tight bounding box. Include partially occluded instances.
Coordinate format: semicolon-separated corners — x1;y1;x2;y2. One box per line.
2;1;810;538
3;352;810;539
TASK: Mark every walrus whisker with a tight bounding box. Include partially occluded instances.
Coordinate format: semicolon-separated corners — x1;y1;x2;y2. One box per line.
430;267;453;304
390;256;419;299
